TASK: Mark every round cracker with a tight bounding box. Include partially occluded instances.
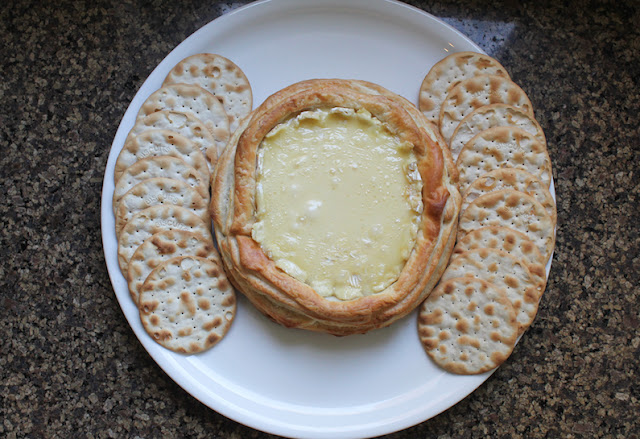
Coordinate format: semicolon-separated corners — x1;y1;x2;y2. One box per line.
439;74;534;144
450;103;547;162
113;129;210;184
441;248;544;333
458;189;556;263
127;230;216;305
454;225;547;287
163;53;252;136
137;83;230;149
139;256;236;354
419;51;510;123
115;177;209;238
418;276;518;374
126;110;219;170
117;205;211;275
457;126;552;192
113;156;208;213
461;168;556;224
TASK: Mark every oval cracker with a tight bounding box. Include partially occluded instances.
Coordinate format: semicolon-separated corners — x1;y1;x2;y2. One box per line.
127;230;216;305
163;53;252;136
117;205;211;274
419;51;509;123
439;74;534;144
441;248;544;333
458;189;556;263
457;126;552;193
450;103;547;162
139;256;235;354
418;276;518;374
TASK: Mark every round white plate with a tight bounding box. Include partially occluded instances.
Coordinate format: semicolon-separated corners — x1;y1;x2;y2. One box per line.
101;1;553;437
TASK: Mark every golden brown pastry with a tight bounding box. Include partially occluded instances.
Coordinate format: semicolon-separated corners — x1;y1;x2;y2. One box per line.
211;79;461;335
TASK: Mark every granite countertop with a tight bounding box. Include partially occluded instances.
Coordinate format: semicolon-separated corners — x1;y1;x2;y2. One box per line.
1;0;638;437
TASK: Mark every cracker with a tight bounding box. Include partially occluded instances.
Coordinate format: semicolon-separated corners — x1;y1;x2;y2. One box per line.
113;156;208;213
461;168;556;224
114;177;209;238
136;83;230;150
127;230;215;305
450;103;547;162
457;126;552;192
117;205;211;275
139;256;236;354
454;225;547;287
441;248;544;333
126;110;219;171
419;52;509;123
458;189;556;263
113;129;210;184
163;53;252;135
417;276;518;374
439;74;534;144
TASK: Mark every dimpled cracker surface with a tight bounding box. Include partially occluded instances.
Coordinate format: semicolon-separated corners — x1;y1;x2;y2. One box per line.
117;205;211;275
419;52;509;123
139;256;236;354
163;53;252;135
441;248;544;333
458;189;556;263
418;276;518;374
126;110;219;171
113;156;208;212
136;83;230;148
115;178;209;237
454;226;546;288
127;230;215;305
461;168;556;224
449;103;547;161
439;74;534;144
113;129;210;184
457;126;552;193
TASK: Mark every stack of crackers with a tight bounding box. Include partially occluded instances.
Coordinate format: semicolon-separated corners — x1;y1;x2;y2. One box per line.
112;53;252;354
416;52;556;374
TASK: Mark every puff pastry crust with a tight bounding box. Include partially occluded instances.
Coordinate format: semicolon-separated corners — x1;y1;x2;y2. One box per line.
211;79;461;335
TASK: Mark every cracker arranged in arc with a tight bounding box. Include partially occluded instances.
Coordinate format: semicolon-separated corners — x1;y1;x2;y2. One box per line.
117;205;211;275
127;230;215;305
450;103;547;161
458;189;556;263
441;248;544;333
454;225;546;287
439;74;534;144
136;83;230;150
457;126;552;192
113;129;210;184
417;276;518;374
461;168;556;224
113;156;209;212
419;51;510;123
139;256;236;354
115;177;209;238
163;53;253;135
126;110;219;171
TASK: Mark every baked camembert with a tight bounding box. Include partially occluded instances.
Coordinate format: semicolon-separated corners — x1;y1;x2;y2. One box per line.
211;79;461;335
252;107;423;300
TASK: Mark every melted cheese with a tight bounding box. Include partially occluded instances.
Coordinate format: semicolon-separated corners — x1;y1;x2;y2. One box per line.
252;107;422;301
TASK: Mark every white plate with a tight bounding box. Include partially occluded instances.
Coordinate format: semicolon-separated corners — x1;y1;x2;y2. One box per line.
101;1;553;437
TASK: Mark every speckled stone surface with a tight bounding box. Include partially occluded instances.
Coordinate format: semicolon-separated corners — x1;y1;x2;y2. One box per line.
1;0;638;438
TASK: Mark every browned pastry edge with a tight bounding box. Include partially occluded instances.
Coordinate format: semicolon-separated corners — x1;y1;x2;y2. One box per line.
211;79;461;335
